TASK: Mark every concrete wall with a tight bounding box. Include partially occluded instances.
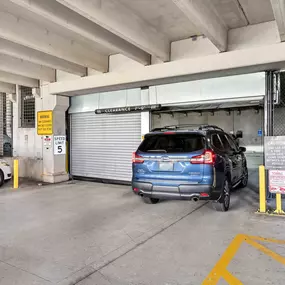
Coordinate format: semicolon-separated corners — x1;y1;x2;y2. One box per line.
109;54;144;73
149;73;265;105
70;73;266;113
171;36;219;61
12;82;69;182
69;88;141;114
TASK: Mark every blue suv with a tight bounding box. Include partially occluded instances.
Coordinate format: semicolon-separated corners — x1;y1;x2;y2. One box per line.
132;125;248;211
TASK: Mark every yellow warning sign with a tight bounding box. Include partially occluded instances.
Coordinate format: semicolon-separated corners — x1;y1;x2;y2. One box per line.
37;110;53;135
202;234;285;284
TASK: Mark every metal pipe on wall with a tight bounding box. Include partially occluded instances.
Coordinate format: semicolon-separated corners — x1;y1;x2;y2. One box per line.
264;71;276;199
264;71;274;137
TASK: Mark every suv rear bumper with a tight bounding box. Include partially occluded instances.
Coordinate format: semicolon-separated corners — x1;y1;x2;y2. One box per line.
132;181;218;201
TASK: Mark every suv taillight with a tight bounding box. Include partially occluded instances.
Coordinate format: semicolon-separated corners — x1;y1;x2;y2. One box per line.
190;150;215;165
132;152;144;164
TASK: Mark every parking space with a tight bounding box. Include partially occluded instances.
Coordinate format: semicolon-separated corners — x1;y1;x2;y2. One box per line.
0;182;284;285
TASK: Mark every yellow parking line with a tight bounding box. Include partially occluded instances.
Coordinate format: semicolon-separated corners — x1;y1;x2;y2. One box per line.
246;238;285;265
202;234;245;284
247;235;285;245
202;234;285;284
223;270;243;285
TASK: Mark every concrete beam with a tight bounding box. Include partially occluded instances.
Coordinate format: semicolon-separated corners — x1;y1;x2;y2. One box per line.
0;81;16;93
172;0;228;51
0;9;108;72
270;0;285;41
9;0;152;65
49;41;285;96
0;39;86;76
55;0;168;62
0;71;39;88
0;54;55;82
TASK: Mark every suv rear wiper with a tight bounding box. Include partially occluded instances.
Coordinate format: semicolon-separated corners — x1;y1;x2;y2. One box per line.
147;149;167;153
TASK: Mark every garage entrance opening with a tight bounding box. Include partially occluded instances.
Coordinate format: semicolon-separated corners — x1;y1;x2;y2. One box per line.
68;73;266;186
151;97;264;191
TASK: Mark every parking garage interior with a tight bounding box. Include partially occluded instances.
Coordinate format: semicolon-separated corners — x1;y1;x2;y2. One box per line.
1;1;285;284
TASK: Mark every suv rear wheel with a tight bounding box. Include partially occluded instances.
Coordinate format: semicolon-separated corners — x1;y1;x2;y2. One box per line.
142;197;160;204
212;179;230;212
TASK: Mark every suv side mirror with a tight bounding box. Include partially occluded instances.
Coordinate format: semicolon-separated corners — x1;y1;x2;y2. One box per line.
239;146;246;152
235;130;243;138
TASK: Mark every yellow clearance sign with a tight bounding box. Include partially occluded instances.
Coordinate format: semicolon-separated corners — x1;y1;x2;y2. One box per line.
37;110;53;135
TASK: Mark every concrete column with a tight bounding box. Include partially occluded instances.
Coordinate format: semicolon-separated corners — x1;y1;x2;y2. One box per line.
12;85;43;180
41;83;69;183
140;87;150;138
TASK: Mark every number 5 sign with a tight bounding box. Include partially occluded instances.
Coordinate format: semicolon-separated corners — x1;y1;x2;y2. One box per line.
54;136;66;155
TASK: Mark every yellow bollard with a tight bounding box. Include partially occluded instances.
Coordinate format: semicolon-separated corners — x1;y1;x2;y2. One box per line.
259;165;266;213
274;193;285;215
13;159;19;189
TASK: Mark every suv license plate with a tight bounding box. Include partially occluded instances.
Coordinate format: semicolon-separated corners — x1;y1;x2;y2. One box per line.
159;162;173;171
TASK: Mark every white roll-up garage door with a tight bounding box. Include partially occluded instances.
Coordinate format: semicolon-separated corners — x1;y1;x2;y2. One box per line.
70;112;141;182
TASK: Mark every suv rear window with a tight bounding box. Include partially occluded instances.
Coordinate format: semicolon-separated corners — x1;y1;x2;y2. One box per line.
138;133;205;153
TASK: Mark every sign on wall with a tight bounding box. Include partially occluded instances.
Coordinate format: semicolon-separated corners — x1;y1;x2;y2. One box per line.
95;104;161;114
54;136;66;155
264;136;285;194
264;136;285;169
43;136;52;151
269;170;285;194
37;111;53;135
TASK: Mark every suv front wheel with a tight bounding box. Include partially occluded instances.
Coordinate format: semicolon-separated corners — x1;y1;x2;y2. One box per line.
212;179;230;212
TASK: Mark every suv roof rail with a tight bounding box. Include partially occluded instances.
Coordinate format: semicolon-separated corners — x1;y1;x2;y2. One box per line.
151;126;177;132
150;124;224;132
198;125;224;131
151;124;224;132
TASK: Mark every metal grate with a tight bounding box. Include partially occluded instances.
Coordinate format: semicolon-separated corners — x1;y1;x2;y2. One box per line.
2;94;6;135
3;94;13;157
0;93;3;156
5;96;12;139
273;72;285;136
21;86;35;128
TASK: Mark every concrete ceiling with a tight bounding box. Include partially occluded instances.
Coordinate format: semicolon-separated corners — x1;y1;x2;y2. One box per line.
0;0;282;93
239;0;275;24
118;0;200;41
0;0;114;56
211;0;249;28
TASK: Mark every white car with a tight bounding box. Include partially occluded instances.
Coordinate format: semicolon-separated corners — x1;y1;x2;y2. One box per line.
0;159;12;186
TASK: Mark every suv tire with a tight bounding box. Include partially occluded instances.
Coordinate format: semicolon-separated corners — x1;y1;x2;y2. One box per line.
0;170;4;187
142;197;160;204
212;179;230;212
239;167;248;188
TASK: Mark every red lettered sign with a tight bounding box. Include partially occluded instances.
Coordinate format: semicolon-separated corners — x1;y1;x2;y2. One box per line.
269;170;285;194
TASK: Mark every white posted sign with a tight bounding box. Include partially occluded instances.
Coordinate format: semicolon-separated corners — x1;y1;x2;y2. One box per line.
54;136;66;155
